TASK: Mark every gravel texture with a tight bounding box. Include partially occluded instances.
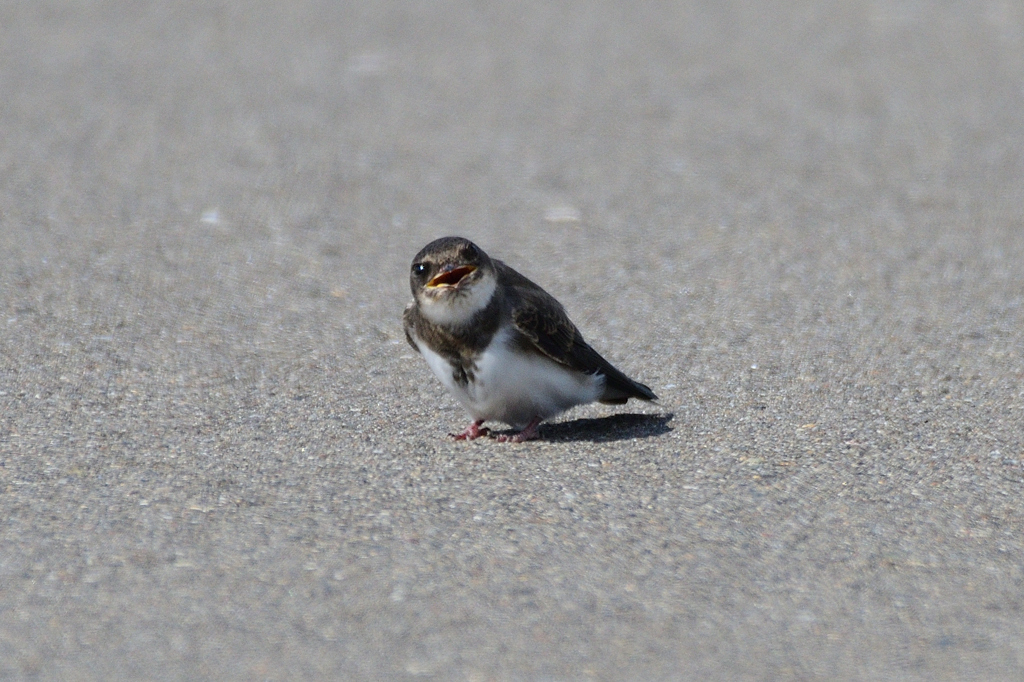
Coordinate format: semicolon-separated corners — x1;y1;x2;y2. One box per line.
2;1;1024;680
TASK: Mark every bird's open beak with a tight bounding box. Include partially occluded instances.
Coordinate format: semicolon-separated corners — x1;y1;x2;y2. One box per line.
427;265;477;288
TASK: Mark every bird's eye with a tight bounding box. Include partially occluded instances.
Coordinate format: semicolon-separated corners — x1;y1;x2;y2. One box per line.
412;263;428;276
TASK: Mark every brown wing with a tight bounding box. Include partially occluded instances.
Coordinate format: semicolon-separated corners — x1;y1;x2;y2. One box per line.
402;303;421;353
497;261;657;403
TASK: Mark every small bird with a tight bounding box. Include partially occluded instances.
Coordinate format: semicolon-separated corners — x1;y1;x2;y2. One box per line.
403;236;656;442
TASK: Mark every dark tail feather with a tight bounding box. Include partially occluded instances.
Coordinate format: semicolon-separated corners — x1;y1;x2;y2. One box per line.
570;336;657;404
599;370;657;404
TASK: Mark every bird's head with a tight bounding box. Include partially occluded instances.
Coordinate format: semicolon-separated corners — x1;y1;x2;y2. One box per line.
410;236;497;326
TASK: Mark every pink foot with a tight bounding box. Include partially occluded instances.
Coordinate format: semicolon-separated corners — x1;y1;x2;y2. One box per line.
496;416;543;443
450;419;490;440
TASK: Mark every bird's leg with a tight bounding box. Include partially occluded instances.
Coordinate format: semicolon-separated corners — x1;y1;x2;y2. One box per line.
450;419;490;440
497;416;543;443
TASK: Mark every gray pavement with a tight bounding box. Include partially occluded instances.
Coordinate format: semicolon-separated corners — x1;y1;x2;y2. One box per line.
2;1;1024;679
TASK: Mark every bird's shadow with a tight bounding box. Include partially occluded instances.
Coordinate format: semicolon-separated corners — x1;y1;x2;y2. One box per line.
493;412;674;443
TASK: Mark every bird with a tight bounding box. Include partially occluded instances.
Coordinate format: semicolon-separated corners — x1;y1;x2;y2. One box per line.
403;236;656;442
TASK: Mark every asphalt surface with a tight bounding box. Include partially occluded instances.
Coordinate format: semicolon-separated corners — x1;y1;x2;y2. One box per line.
2;1;1024;680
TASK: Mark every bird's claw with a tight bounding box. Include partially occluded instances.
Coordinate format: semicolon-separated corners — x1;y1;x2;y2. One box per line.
449;420;490;440
495;417;542;443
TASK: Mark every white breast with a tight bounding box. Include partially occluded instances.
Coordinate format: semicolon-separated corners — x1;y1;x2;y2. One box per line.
415;326;604;429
